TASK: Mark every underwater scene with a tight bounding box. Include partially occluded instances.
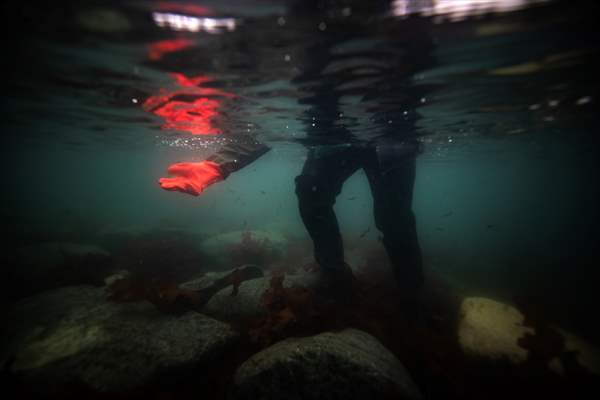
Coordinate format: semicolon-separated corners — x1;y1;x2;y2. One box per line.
1;0;599;398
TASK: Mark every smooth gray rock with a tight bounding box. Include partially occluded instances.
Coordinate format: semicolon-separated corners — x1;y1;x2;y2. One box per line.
0;286;238;393
233;328;422;400
201;271;320;323
181;270;238;292
203;277;272;322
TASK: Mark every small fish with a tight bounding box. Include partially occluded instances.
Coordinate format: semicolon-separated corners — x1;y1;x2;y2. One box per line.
260;190;266;195
347;196;357;201
441;211;453;218
436;227;445;231
359;227;370;238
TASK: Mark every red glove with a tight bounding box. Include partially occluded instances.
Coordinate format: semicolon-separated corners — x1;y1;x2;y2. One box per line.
159;161;223;196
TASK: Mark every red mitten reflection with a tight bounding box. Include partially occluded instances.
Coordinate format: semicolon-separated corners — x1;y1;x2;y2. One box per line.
159;161;223;196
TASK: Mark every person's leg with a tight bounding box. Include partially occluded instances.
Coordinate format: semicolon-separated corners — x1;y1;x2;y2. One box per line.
295;145;361;272
364;147;424;294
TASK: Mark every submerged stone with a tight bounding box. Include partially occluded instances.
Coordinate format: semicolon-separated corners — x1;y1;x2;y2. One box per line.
458;297;534;364
0;286;238;393
202;277;272;322
180;265;264;292
233;328;422;400
200;270;323;323
458;297;600;376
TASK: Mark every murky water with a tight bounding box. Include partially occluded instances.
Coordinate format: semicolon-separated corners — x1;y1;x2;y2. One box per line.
2;0;599;398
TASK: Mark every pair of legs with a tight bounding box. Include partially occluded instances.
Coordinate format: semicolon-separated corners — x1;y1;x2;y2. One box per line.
295;143;423;291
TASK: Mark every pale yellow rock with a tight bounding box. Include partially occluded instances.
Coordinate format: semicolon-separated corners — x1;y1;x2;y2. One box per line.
459;297;600;375
458;297;534;363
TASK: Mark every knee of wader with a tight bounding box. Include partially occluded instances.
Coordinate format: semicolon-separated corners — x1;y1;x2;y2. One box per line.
295;174;338;207
374;206;416;233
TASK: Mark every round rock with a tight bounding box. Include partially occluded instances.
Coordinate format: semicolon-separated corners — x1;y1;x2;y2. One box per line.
201;270;321;323
233;328;422;400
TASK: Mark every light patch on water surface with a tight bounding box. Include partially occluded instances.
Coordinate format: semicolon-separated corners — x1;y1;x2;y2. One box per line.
152;12;237;34
391;0;550;21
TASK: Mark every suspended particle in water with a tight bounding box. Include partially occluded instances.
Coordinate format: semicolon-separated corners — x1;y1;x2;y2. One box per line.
277;16;286;26
576;96;591;105
318;22;327;31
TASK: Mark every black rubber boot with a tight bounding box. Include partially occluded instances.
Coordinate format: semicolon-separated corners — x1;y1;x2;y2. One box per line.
316;263;357;304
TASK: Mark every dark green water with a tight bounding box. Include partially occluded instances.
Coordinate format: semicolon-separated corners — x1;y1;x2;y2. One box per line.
1;0;599;398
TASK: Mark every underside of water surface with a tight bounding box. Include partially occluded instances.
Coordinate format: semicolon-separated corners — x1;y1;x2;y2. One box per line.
1;0;599;399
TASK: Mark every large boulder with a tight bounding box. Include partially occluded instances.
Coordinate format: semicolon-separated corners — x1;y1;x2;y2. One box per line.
200;270;320;323
0;286;238;393
233;328;422;400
